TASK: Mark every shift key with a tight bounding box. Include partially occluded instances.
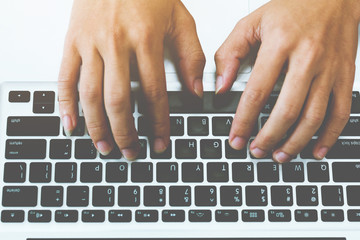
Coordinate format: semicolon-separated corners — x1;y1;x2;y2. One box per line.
7;117;60;136
6;139;46;159
2;186;38;206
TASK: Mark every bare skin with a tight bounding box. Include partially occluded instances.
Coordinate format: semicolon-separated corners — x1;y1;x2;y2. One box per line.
58;0;205;160
215;0;360;162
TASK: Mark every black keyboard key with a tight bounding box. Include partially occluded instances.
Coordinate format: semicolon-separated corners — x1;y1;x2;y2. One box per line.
242;210;265;222
137;116;150;136
131;162;153;182
2;186;37;207
80;162;102;183
5;139;46;159
212;117;233;136
144;186;166;206
326;139;360;159
9;91;30;102
156;162;178;183
295;209;318;222
63;117;85;137
182;163;203;183
135;210;158;222
341;117;360;136
268;210;291;222
188;117;209;136
170;116;184;136
347;186;360;206
28;210;51;222
55;162;77;183
195;186;216;206
118;186;140;206
207;162;229;182
167;91;202;113
257;162;279;182
106;162;128;183
169;186;191;206
321;210;344;222
7;117;59;136
150;140;172;159
162;210;185;222
215;210;238;222
4;162;26;183
1;210;24;222
333;162;360;182
137;139;147;159
246;186;267;206
93;186;114;207
100;145;121;159
33;91;55;113
50;139;71;159
175;139;197;159
55;210;78;222
296;186;318;206
232;162;254;182
67;186;89;207
282;162;304;182
271;186;293;206
348;210;360;221
261;92;279;113
200;139;222;159
203;91;241;113
41;186;63;207
108;210;131;222
82;210;105;222
352;91;360;113
30;162;51;183
322;186;344;206
220;186;242;206
189;210;211;222
75;139;97;159
307;162;329;182
225;140;247;159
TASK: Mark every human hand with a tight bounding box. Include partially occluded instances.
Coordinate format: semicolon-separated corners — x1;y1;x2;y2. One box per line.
58;0;205;159
215;0;360;162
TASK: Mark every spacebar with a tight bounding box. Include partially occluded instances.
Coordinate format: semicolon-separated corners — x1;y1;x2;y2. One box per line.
27;238;346;240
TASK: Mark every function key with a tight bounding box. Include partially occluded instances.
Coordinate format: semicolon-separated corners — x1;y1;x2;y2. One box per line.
347;186;360;206
28;210;51;223
1;210;24;222
321;210;344;222
82;210;105;222
189;210;211;222
135;210;158;222
4;162;26;183
188;117;209;136
268;210;291;222
55;210;78;223
33;91;55;114
295;209;318;222
242;210;265;222
109;210;131;222
162;210;185;222
215;210;238;222
348;210;360;222
352;91;360;113
9;91;30;102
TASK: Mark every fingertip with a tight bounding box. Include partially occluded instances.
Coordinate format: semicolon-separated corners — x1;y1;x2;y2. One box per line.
62;115;75;137
229;136;247;150
96;140;114;156
193;78;203;98
313;146;328;160
215;76;224;95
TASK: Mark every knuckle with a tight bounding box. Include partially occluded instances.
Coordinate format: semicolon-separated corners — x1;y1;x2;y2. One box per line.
333;109;351;123
79;86;101;104
278;104;299;123
104;92;129;112
304;111;325;128
144;86;167;104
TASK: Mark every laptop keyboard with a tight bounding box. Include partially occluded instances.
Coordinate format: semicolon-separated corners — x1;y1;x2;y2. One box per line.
1;84;360;224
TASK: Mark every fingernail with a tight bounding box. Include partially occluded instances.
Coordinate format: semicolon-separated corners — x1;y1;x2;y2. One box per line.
215;76;223;94
154;138;167;153
122;148;139;161
274;151;291;163
62;115;73;137
193;78;203;98
96;140;113;156
316;147;328;159
251;147;267;158
229;136;247;150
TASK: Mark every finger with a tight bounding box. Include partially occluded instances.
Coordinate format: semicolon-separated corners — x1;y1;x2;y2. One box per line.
79;50;114;156
170;2;206;97
214;12;261;94
136;42;170;153
272;72;332;163
103;50;140;160
58;44;81;136
312;66;355;159
250;54;317;158
228;42;287;150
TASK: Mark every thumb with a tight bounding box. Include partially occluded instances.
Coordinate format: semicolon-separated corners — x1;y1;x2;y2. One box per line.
169;2;206;98
214;12;262;94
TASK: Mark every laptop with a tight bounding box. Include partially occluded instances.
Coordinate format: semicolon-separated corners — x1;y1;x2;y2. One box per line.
0;0;359;239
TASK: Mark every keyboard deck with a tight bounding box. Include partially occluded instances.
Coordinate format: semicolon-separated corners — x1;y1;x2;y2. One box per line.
1;81;360;226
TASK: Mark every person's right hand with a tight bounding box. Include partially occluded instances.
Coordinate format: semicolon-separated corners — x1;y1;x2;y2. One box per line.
58;0;205;160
